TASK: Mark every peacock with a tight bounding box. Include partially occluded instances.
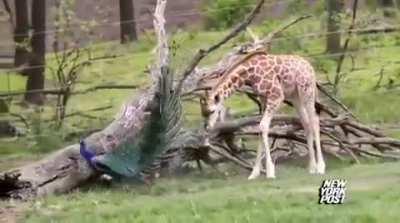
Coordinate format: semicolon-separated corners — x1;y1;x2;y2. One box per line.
80;66;182;183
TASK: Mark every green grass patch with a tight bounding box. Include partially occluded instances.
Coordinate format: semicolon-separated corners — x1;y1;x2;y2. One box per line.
16;162;400;223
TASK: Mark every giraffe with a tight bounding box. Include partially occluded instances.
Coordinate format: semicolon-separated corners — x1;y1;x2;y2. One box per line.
201;50;325;179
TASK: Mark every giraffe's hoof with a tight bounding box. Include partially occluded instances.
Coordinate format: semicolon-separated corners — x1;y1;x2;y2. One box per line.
308;163;318;174
309;169;317;174
266;174;276;179
266;164;276;179
316;162;326;175
248;171;260;180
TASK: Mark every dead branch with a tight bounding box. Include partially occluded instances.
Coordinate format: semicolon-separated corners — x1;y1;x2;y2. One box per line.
316;83;357;119
177;0;266;93
71;85;139;95
181;109;400;176
258;15;312;51
356;26;400;35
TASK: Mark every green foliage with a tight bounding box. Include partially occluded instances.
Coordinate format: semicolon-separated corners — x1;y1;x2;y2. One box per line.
204;0;256;30
0;73;26;92
286;1;309;15
287;0;325;16
25;107;65;153
365;0;380;10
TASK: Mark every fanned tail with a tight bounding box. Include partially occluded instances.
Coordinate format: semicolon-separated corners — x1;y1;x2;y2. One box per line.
80;66;182;180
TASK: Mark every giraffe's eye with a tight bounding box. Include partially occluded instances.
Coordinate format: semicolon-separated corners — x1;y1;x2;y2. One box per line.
214;95;220;103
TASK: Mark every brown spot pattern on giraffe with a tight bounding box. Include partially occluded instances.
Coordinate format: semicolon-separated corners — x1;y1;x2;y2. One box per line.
250;59;258;66
251;75;262;83
237;79;244;87
209;53;317;118
232;76;238;83
260;61;268;67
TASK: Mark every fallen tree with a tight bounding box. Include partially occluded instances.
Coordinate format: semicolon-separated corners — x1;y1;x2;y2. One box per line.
1;0;400;200
0;0;171;200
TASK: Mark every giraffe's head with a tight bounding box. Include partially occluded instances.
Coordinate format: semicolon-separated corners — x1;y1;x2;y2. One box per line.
200;90;224;130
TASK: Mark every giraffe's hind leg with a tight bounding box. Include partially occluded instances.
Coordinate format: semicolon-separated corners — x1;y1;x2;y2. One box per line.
296;79;325;175
305;103;325;174
248;142;264;180
292;98;318;174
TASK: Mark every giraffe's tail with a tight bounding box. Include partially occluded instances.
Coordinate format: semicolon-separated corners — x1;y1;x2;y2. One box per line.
314;85;322;115
315;83;338;117
314;101;322;115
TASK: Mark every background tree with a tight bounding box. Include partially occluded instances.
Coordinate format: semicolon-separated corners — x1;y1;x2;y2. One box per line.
326;0;344;54
24;0;46;105
119;0;137;43
13;0;30;69
379;0;397;17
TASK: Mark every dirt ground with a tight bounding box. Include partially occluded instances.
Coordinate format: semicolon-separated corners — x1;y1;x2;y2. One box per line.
0;206;19;223
0;199;28;223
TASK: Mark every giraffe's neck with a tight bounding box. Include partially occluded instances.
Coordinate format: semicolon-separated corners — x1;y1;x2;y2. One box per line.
211;68;242;101
211;51;267;101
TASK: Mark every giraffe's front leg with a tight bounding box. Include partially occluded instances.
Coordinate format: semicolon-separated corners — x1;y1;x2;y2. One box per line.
260;113;275;179
248;142;263;180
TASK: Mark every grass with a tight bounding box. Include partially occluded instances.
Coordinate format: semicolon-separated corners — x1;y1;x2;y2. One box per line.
11;161;400;223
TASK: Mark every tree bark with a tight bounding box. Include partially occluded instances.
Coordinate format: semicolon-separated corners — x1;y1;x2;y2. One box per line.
326;0;344;54
14;0;30;69
119;0;137;43
24;0;46;105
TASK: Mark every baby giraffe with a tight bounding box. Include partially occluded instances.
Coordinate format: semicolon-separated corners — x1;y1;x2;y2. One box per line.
202;51;325;179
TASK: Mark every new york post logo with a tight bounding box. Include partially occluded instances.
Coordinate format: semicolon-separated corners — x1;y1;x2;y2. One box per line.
319;179;346;204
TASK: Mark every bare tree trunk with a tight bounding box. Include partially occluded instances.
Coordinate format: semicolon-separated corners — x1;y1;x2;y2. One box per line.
326;0;344;54
14;0;30;69
119;0;137;43
24;0;46;105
